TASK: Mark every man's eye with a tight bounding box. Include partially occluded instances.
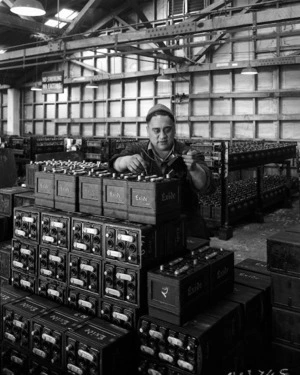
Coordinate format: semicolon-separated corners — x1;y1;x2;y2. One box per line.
153;129;160;134
164;127;172;133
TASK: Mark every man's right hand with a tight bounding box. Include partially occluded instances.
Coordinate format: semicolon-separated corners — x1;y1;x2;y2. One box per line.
113;154;148;173
126;154;148;173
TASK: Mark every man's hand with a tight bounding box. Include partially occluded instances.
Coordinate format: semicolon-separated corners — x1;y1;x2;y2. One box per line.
182;149;202;171
126;154;149;173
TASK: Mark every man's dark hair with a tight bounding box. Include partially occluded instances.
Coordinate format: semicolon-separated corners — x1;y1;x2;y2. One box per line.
146;110;175;123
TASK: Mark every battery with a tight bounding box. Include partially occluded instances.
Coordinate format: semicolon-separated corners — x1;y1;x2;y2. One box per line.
38;244;68;283
13;205;44;244
103;175;128;220
69;253;101;295
41;210;73;251
11;238;38;275
1;343;29;375
68;287;99;317
267;230;300;277
0;285;31;339
35;171;55;208
138;314;224;375
71;215;107;257
0;186;32;217
127;176;181;225
65;317;134;375
31;306;90;370
103;261;146;308
147;256;210;326
148;247;234;326
14;190;35;208
2;294;59;352
99;298;146;331
234;268;271;296
54;172;79;212
26;162;43;189
272;306;300;348
78;174;103;215
11;270;37;293
0;240;12;282
271;271;300;312
235;258;270;276
104;220;159;268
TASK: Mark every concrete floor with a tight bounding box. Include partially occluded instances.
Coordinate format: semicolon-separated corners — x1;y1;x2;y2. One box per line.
210;197;300;264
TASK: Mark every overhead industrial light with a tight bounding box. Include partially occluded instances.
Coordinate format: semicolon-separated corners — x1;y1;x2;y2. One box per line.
72;77;86;82
86;81;99;89
241;30;258;75
241;65;258;75
11;0;46;17
156;70;171;82
31;84;42;91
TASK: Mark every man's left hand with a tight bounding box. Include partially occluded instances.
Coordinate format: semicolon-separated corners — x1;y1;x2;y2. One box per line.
182;149;202;171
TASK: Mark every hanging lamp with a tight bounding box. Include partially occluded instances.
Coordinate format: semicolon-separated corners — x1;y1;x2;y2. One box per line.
241;65;258;75
86;81;99;89
156;70;171;82
11;0;46;17
31;84;42;91
241;29;258;75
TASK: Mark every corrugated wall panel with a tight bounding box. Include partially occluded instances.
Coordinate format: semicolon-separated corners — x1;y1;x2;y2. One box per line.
257;121;276;139
192;73;209;93
234;100;253;115
95;124;106;136
234;122;254;139
124;123;137;136
124;100;137;117
192;122;210;138
70;103;80;118
176;123;190;138
212;122;231;138
280;121;300;139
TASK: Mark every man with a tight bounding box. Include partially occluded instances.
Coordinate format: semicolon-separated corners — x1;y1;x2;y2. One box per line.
109;103;215;238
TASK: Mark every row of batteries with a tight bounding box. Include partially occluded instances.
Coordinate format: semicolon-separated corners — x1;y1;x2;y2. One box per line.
0;201;276;375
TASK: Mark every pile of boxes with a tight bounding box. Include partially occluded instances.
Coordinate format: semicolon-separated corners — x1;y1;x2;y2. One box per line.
0;164;279;374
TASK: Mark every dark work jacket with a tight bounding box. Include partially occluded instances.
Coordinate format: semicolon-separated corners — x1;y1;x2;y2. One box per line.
109;140;215;239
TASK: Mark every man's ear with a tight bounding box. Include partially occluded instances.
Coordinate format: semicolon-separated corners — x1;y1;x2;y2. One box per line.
146;125;149;136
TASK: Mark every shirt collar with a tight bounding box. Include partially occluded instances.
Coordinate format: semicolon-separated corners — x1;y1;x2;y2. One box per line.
147;141;175;162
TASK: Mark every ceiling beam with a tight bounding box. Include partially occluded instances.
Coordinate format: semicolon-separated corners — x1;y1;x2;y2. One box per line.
114;15;137;32
126;0;152;28
193;0;263;62
1;6;300;64
181;0;228;24
117;45;185;63
70;59;104;73
63;0;105;36
127;0;175;59
84;3;131;34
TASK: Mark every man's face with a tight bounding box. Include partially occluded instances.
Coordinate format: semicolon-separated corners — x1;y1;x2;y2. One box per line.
147;115;175;153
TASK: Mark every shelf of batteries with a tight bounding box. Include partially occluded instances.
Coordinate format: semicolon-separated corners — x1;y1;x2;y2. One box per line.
196;140;297;240
83;138;110;162
2;135;65;160
199;175;298;226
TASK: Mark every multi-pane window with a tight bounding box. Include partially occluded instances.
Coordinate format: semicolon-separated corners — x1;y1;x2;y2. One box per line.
168;0;205;16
